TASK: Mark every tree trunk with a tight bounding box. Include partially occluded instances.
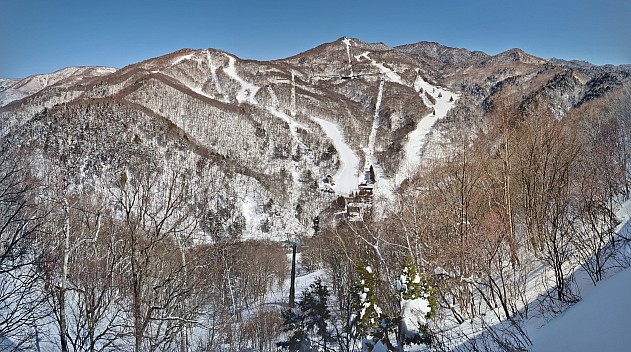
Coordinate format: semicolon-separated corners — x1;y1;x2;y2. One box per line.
59;199;70;352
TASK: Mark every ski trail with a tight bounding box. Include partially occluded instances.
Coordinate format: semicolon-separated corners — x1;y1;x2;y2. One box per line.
310;116;360;196
266;87;319;234
267;85;280;107
342;38;354;77
363;78;396;201
223;55;260;105
413;75;434;107
396;73;459;184
362;53;403;84
166;51;219;101
266;87;316;167
171;52;194;66
207;50;228;102
355;51;371;62
367;77;384;157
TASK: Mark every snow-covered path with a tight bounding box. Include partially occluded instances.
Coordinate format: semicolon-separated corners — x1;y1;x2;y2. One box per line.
357;52;404;85
396;74;459;184
171;52;194;66
310;116;360;195
366;77;384;157
342;38;354;78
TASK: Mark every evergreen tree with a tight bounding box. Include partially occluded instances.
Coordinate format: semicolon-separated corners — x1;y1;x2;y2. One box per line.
396;261;436;347
349;264;381;339
279;278;332;351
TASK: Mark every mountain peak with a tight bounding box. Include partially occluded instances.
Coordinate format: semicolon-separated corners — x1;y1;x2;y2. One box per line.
395;41;488;66
495;48;545;64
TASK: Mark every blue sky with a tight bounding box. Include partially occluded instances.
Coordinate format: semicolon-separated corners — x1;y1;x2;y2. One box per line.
1;0;630;78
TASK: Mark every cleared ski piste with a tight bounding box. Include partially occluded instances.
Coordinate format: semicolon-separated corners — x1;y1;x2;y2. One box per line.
396;75;459;184
310;116;360;196
223;55;260;105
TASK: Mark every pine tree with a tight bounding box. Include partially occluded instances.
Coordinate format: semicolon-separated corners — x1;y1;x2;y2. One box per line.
349;264;381;339
396;261;436;346
279;278;332;350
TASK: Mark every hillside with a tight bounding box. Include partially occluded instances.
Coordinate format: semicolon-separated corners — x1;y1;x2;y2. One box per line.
1;37;630;351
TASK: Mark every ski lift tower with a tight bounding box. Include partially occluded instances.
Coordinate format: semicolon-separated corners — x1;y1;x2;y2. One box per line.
284;233;304;308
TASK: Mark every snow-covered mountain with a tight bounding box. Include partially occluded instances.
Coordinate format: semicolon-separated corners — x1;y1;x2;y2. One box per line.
1;37;628;240
2;37;631;351
0;66;116;107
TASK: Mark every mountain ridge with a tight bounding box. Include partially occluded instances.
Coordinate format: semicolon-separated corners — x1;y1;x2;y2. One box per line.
1;37;629;241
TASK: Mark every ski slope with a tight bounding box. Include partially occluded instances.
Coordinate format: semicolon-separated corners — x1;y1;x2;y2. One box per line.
310;116;360;195
357;52;404;85
396;75;459;184
223;55;260;105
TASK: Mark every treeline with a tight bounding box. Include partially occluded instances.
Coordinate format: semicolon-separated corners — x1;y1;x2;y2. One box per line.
0;157;288;351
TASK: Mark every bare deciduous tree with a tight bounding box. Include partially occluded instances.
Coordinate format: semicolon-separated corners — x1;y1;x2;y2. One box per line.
0;149;47;350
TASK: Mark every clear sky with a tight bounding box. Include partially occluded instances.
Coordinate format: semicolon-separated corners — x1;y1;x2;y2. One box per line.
1;0;630;78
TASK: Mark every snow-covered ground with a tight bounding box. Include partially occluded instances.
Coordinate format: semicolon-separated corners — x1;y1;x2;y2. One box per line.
529;264;631;351
310;116;360;195
527;199;631;351
396;75;459;184
223;55;260;105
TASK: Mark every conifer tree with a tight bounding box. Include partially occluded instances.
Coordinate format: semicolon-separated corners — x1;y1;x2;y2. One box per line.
396;261;436;346
349;264;381;339
279;278;332;350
